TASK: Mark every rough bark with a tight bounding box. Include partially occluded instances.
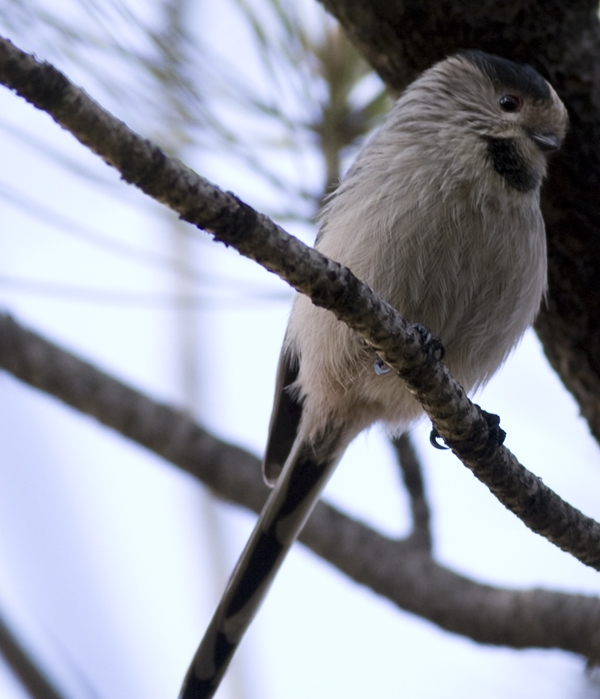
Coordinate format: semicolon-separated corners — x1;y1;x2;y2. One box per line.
318;0;600;442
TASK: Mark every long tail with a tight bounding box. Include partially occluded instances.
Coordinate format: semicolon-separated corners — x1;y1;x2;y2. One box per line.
179;428;346;699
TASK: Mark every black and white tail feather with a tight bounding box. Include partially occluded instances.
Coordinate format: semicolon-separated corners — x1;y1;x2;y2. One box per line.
181;346;350;698
180;50;568;698
180;344;354;698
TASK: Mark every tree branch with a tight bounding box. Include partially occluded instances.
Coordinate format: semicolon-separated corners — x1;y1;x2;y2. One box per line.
1;35;600;570
1;312;600;659
391;434;432;552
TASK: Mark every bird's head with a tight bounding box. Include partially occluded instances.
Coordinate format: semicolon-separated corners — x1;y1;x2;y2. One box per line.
405;50;569;194
447;50;568;192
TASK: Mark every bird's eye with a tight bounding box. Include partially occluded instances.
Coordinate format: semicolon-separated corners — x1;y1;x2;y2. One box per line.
498;94;523;112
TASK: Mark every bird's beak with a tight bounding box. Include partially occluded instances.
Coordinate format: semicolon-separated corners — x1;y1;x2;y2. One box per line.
529;130;561;152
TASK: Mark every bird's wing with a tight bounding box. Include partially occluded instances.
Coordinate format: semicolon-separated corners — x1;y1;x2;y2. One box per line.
262;344;303;486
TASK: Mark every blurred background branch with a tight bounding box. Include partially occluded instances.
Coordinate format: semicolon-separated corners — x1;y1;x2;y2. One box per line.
1;311;599;662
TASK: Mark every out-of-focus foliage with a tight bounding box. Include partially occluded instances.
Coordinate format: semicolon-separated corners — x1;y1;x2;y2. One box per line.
0;2;390;695
0;0;389;223
227;0;390;213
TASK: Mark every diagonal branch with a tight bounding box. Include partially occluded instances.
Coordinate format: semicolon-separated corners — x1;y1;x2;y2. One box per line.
0;36;599;569
1;311;600;659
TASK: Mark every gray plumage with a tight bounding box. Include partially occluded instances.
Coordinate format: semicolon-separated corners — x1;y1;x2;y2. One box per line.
180;51;568;698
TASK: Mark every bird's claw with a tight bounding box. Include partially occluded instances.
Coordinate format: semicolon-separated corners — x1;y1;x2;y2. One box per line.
480;409;506;445
430;410;505;452
429;427;449;450
414;323;445;360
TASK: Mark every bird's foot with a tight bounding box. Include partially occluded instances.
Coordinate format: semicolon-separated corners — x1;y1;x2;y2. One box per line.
413;323;445;360
479;408;506;445
429;427;449;450
429;410;506;452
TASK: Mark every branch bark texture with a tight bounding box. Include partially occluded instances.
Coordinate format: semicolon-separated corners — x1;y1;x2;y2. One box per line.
1;312;600;660
1;36;600;570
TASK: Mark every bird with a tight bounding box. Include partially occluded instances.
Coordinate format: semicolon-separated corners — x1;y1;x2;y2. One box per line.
180;50;568;698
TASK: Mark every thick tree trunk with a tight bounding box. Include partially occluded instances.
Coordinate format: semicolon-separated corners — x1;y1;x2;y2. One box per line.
319;0;600;441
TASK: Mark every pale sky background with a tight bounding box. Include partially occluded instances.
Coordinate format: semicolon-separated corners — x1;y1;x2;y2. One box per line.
1;2;600;698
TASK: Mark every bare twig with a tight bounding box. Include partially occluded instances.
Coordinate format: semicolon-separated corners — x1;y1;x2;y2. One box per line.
1;312;600;658
1;36;600;569
391;434;432;551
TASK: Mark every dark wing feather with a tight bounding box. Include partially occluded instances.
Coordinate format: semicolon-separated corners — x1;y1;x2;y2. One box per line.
262;346;302;486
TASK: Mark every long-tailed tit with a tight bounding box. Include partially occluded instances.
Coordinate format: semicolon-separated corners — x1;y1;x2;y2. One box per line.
181;50;568;698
